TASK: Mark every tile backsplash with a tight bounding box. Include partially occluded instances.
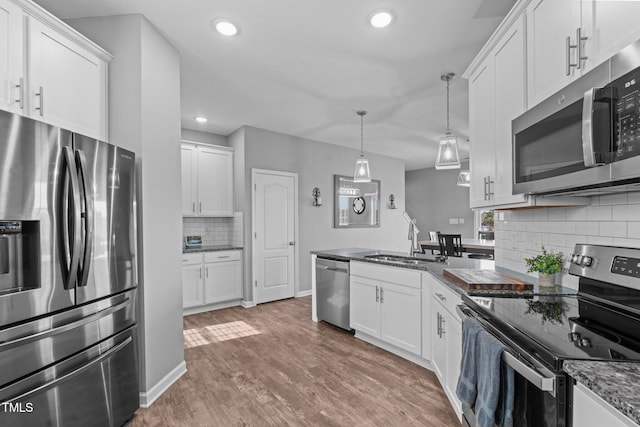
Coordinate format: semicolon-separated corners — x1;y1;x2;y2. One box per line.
495;192;640;289
182;213;243;247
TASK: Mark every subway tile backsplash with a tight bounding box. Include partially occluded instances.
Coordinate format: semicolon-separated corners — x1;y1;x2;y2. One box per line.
495;192;640;289
183;213;243;247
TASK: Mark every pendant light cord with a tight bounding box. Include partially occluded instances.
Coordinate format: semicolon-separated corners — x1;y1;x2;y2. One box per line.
360;114;364;155
357;110;367;156
446;77;450;134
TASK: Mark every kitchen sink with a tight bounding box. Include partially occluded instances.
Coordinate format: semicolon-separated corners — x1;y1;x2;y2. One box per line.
363;254;444;266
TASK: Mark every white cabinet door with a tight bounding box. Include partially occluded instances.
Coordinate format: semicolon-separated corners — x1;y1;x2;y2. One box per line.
204;260;242;304
421;273;432;360
526;0;581;106
468;60;495;209
28;19;107;139
573;382;637;427
443;308;462;415
0;0;24;114
492;15;527;206
584;1;640;68
349;276;380;337
182;264;203;308
181;144;198;216
380;282;421;356
197;146;233;216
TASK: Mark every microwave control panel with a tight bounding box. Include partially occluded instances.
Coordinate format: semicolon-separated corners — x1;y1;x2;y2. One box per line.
615;71;640;160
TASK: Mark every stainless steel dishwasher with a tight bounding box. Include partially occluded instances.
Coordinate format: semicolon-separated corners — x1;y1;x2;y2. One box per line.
316;257;351;331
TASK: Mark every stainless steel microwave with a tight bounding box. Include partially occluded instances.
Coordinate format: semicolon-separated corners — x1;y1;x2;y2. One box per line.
512;38;640;196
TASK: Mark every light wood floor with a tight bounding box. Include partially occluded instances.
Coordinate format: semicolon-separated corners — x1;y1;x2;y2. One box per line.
129;297;460;426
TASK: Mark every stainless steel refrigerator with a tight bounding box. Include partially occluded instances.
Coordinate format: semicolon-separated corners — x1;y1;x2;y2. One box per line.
0;110;139;426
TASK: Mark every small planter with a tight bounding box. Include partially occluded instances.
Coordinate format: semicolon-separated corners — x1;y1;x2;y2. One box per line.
538;272;555;288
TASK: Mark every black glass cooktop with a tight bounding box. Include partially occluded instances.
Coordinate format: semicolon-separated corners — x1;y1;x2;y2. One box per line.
463;293;640;370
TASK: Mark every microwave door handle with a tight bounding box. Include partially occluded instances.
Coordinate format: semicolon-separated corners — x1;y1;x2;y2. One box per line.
582;88;598;167
75;149;93;288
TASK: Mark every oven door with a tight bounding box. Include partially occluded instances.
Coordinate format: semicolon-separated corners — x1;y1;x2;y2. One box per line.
457;305;569;427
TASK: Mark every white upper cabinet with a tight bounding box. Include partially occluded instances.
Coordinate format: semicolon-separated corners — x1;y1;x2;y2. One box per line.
583;1;640;67
527;0;640;108
181;142;234;217
0;0;110;140
181;144;198;216
526;0;582;106
28;18;107;139
468;14;527;209
197;145;234;217
0;0;24;114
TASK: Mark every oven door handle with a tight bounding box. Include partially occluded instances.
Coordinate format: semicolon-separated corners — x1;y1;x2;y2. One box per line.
456;304;556;397
502;351;555;396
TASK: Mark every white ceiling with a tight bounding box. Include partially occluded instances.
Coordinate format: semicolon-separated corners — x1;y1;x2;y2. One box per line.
33;0;516;171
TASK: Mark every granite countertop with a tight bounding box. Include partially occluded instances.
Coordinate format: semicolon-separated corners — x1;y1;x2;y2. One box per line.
311;248;576;297
564;360;640;424
183;245;243;254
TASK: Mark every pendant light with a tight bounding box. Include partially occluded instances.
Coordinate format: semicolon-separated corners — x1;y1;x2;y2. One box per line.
354;110;372;182
435;73;461;170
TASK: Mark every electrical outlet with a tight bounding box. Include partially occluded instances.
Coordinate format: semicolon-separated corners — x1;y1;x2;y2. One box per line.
459;218;465;224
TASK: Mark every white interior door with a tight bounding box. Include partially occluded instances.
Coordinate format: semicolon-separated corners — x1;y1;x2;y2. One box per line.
253;170;297;304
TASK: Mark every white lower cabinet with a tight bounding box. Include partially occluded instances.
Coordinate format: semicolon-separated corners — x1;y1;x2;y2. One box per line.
182;254;203;308
349;262;421;356
427;273;463;417
181;250;242;314
203;251;242;304
573;382;638;427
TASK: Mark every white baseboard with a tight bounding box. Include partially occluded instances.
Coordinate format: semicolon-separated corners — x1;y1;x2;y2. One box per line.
241;300;255;308
183;300;242;316
297;290;312;297
139;361;187;408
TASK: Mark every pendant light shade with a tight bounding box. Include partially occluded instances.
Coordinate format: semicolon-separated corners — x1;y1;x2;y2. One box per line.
354;110;372;182
435;73;461;170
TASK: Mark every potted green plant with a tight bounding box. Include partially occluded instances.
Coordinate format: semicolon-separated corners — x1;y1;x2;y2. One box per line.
524;246;564;288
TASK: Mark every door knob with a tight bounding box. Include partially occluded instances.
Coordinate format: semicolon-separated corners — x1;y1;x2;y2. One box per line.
289;241;295;246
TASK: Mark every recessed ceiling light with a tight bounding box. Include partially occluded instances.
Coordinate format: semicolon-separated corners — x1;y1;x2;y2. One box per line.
212;19;239;36
195;116;208;123
369;10;394;28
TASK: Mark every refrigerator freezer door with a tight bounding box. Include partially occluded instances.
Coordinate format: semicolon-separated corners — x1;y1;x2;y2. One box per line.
0;111;75;326
73;134;136;304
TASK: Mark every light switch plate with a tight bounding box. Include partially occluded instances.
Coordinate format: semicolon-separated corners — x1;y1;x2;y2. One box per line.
449;218;459;225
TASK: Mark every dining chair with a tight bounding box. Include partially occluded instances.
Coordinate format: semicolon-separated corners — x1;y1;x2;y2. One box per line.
427;231;441;255
437;233;463;257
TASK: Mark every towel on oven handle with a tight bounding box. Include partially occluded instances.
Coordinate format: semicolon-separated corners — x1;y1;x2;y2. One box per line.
456;317;483;407
475;330;515;427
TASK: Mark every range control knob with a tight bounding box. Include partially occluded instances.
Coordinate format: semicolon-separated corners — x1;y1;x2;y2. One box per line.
571;254;581;264
581;256;594;267
579;337;592;348
568;332;581;342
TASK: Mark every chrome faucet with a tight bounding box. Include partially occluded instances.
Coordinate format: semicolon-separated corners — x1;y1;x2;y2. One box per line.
403;211;421;257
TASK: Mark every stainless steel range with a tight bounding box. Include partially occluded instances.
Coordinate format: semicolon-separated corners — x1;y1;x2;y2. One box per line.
459;244;640;427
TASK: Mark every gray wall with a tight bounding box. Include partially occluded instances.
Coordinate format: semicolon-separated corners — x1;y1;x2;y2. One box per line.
230;126;408;302
67;15;184;397
181;128;228;146
405;161;474;239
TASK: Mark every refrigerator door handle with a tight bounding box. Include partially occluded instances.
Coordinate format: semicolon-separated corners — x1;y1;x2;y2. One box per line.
75;149;93;287
60;146;82;290
4;335;132;403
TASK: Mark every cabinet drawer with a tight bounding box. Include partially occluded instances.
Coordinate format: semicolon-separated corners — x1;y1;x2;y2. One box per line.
431;279;462;317
351;261;421;289
204;250;241;263
182;253;202;266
